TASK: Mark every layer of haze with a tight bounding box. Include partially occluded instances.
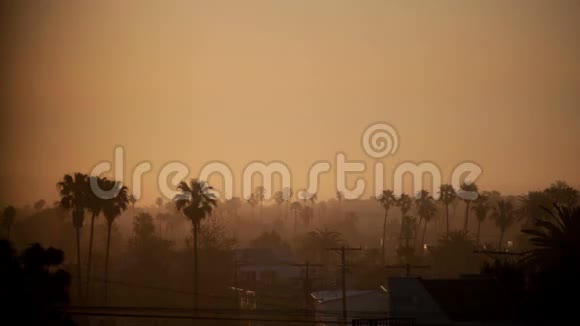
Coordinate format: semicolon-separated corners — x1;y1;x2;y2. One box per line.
1;0;579;206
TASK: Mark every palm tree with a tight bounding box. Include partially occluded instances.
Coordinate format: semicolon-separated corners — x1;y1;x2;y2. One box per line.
274;191;285;219
336;191;343;216
415;191;437;247
522;205;580;268
175;179;217;310
519;191;552;226
491;199;516;250
306;227;344;264
396;194;412;245
2;206;16;240
57;172;88;299
438;184;456;237
472;194;490;246
246;193;258;219
85;176;105;298
377;190;396;264
309;193;318;219
283;187;293;219
290;201;302;236
544;181;578;208
101;178;129;303
255;186;266;220
459;182;478;233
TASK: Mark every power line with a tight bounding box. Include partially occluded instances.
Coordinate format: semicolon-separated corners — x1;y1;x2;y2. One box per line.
66;310;350;324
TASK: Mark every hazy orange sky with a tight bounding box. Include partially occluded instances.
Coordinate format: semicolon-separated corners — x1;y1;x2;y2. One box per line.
1;0;579;206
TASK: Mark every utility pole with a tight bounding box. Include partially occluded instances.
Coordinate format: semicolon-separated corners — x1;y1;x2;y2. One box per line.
291;261;323;318
327;246;362;323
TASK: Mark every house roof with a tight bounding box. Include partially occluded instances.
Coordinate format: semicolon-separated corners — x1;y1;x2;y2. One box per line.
311;290;385;304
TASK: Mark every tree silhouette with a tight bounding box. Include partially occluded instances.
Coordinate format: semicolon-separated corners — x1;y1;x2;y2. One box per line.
33;199;46;211
472;193;490;246
305;227;344;264
101;178;129;303
290;201;302;237
0;240;73;325
274;190;285;219
2;205;16;240
283;187;293;219
438;184;456;237
175;179;217;311
254;186;266;221
84;175;106;300
491;199;516;250
246;193;258;219
57;172;88;300
522;205;580;268
459;182;478;233
377;190;396;264
415;190;437;247
544;181;578;208
395;194;412;245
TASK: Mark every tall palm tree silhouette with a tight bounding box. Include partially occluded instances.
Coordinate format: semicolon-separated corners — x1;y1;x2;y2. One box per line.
396;194;412;246
274;190;285;219
175;179;217;311
290;201;302;237
492;199;516;250
2;206;16;240
85;175;105;299
459;182;478;233
472;193;490;246
57;172;88;299
283;187;293;219
377;190;396;264
100;178;129;303
438;184;456;237
415;190;437;247
255;186;266;220
309;193;318;219
246;193;258;219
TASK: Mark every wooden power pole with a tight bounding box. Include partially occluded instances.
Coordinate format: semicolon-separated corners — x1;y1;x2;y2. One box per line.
327;246;362;323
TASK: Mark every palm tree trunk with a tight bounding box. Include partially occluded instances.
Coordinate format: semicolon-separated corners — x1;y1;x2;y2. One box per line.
477;221;482;246
87;212;97;298
75;227;82;300
104;222;112;304
294;210;297;237
381;210;388;265
193;222;199;312
421;222;427;249
463;201;470;232
445;204;450;237
498;229;505;250
415;217;423;245
399;216;405;246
